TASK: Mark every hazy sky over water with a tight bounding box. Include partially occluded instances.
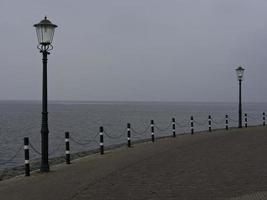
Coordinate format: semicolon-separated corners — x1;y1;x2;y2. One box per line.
0;0;267;102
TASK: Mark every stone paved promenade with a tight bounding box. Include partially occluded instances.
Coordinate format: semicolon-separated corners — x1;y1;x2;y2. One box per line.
1;126;267;200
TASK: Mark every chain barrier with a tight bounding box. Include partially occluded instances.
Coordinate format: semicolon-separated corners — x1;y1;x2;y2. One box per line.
0;144;23;165
246;114;259;120
29;142;41;155
174;121;188;128
131;133;147;139
86;128;101;136
211;118;225;125
1;112;265;174
131;125;150;136
193;119;207;126
92;132;99;139
103;129;126;139
154;122;172;132
229;117;238;123
69;136;98;146
178;118;189;125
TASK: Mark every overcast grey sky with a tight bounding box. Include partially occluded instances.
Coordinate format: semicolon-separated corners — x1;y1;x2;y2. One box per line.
0;0;266;102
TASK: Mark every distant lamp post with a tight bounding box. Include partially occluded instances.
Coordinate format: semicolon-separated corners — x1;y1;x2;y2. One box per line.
34;17;57;172
235;66;245;128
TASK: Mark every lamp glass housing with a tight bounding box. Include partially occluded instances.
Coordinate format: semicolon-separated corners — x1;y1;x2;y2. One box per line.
34;17;57;45
236;66;245;81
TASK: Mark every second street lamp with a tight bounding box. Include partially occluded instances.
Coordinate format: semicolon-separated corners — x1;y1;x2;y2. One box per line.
235;66;245;128
34;17;57;172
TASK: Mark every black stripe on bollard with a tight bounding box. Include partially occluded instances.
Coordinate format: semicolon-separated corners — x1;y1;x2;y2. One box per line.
172;118;176;137
208;115;212;132
190;116;194;135
99;126;104;154
151;120;155;142
244;113;248;128
225;115;229;130
127;123;131;147
24;137;30;176
263;112;266;126
65;132;70;164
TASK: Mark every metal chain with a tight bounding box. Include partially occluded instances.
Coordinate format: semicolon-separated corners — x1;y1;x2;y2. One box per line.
246;114;259;120
131;125;150;135
69;136;97;146
229;117;238;123
0;144;23;165
92;132;99;139
211;118;225;125
87;128;100;136
174;121;188;128
178;118;189;125
103;130;125;139
193;119;207;126
29;142;42;155
155;122;172;132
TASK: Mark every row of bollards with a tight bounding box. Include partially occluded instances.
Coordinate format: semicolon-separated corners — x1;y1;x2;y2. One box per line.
22;112;266;176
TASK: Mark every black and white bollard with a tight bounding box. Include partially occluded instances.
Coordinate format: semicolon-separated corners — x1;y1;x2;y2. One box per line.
263;112;265;126
99;126;104;154
225;115;229;130
127;123;131;147
172;118;176;137
190;116;194;135
24;137;30;176
208;115;212;132
244;113;248;128
151;120;155;142
65;132;70;164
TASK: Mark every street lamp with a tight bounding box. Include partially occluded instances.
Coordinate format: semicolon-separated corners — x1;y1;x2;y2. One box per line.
34;17;57;172
235;66;245;128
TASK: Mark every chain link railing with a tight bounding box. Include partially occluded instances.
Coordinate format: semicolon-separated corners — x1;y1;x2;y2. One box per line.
69;135;98;146
211;117;225;125
154;122;172;132
1;111;266;179
29;142;41;155
0;144;23;165
131;125;150;136
229;117;238;123
193;119;207;126
103;129;126;139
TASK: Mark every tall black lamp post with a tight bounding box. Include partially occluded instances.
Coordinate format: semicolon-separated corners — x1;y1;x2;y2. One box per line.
236;66;245;128
34;17;57;172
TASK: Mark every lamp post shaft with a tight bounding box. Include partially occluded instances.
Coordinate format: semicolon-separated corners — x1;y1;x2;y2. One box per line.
40;50;50;172
238;79;242;128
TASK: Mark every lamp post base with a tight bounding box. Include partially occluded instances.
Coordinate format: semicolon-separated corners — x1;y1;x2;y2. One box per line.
40;164;50;172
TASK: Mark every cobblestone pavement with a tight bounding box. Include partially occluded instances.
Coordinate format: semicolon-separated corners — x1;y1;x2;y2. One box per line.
230;192;267;199
1;126;267;200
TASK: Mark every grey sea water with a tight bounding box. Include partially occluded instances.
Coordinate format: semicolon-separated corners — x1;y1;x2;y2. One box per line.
0;100;266;170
